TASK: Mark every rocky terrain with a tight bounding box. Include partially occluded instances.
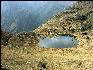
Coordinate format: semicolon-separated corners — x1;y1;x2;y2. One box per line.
1;1;93;70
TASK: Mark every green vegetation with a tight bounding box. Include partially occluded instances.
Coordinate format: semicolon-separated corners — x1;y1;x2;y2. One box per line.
38;61;47;70
82;32;88;35
81;22;92;31
69;29;75;33
72;14;87;23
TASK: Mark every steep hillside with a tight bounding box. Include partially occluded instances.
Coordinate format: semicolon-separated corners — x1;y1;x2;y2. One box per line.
1;1;75;34
34;1;93;34
1;30;13;46
1;1;93;70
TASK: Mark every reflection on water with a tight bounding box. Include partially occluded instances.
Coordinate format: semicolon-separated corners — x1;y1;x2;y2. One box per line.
38;36;79;48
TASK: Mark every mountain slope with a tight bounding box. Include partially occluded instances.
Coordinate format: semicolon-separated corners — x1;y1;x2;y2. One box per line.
1;30;13;46
1;1;75;34
1;1;93;70
34;1;93;34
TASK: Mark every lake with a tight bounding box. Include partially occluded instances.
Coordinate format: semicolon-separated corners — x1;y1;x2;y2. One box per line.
38;36;79;48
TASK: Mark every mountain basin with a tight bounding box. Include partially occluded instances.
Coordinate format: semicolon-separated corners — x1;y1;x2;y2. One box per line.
38;35;79;48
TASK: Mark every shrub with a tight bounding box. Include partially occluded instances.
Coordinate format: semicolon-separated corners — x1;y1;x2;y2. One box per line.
38;61;47;69
81;23;92;31
73;15;87;22
69;29;75;33
82;32;88;35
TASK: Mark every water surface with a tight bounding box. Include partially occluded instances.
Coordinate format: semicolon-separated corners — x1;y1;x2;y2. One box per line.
38;36;79;48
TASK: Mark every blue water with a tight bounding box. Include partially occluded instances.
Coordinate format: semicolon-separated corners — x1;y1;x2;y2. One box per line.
38;36;79;48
